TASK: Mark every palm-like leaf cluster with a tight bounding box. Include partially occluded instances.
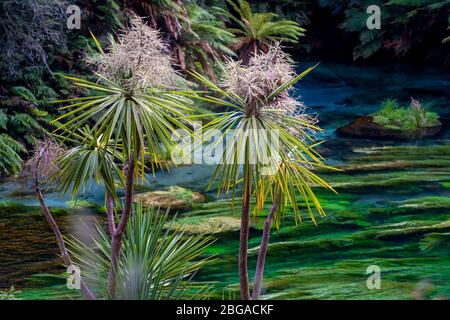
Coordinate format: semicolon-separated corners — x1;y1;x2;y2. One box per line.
52;17;194;172
191;45;335;223
216;0;305;61
50;127;124;200
67;204;213;300
53;77;192;172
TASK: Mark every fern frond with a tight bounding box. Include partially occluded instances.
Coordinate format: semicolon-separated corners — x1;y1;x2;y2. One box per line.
0;134;25;175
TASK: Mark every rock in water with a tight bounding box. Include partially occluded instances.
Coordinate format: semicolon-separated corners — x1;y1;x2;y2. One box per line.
337;116;442;140
173;216;242;234
133;186;205;211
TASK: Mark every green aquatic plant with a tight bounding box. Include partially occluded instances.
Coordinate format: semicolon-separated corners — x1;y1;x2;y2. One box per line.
420;232;450;252
372;98;440;132
190;44;334;299
67;204;213;300
0;286;20;300
215;0;305;63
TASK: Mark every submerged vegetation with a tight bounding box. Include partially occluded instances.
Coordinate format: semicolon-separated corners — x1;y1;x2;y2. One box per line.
3;141;449;300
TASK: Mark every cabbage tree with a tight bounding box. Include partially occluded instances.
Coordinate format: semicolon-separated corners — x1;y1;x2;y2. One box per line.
190;45;335;299
53;16;194;298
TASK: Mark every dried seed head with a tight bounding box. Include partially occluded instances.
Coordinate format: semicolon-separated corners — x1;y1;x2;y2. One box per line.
96;15;177;91
25;137;64;179
410;97;422;109
221;44;317;136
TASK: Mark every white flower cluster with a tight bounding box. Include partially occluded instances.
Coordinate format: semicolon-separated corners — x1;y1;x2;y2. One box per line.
26;138;64;179
221;44;316;135
96;15;177;91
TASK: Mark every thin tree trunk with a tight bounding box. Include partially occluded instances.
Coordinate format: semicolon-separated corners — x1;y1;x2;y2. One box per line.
239;161;251;300
107;155;135;299
105;190;116;236
35;182;96;300
252;193;280;300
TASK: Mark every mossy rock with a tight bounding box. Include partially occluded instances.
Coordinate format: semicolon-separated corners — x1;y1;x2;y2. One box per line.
337;116;441;140
134;186;205;211
173;216;241;234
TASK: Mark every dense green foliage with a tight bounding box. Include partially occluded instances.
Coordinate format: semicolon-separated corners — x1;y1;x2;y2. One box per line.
67;204;213;299
319;0;450;60
51;127;124;199
215;0;305;61
0;0;448;176
373;98;440;131
177;3;235;81
0;0;122;175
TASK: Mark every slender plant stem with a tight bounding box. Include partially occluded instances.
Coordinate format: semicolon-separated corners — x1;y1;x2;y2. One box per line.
252;192;280;300
108;155;135;299
239;160;251;300
35;180;96;300
105;190;116;236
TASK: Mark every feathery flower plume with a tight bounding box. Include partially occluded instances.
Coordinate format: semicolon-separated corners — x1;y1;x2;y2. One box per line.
25;137;64;180
221;44;317;136
96;15;177;91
